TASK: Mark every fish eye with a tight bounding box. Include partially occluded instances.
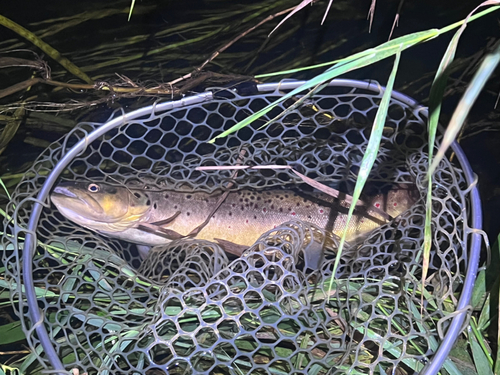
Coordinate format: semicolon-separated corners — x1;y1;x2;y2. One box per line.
88;183;100;193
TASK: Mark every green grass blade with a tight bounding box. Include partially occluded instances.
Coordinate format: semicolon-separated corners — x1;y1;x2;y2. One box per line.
210;6;500;145
327;51;401;298
496;270;500;374
256;5;500;79
128;0;136;21
430;40;500;174
471;269;487;309
439;4;500;34
423;26;460;295
0;14;93;84
19;343;44;374
210;29;437;143
0;279;58;299
211;6;500;144
0;178;10;200
422;1;499;302
470;331;494;375
470;318;494;367
477;293;491;331
408;302;464;375
0;321;25;345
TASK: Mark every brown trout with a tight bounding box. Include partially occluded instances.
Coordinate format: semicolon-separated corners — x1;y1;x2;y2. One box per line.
51;181;417;254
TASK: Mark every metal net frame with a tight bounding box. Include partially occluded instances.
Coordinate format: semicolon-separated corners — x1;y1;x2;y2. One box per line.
2;79;482;375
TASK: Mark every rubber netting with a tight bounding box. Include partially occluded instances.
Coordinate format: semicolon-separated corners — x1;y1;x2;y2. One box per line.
2;84;471;375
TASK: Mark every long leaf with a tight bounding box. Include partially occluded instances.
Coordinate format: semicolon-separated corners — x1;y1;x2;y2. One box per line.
0;178;10;200
254;5;499;80
210;6;500;144
471;269;487;309
210;29;437;143
0;321;25;345
470;332;494;375
0;14;92;83
470;318;494;367
408;302;464;375
422;0;500;306
327;51;401;298
429;39;500;174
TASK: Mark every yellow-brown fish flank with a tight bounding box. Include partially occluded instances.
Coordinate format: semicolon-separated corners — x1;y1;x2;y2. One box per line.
51;181;417;251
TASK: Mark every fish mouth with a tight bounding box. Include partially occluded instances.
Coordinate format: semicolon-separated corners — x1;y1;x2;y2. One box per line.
53;186;78;199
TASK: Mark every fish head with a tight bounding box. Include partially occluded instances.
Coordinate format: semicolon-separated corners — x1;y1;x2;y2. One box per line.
50;181;150;232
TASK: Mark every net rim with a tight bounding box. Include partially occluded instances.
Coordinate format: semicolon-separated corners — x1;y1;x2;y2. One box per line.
20;78;482;375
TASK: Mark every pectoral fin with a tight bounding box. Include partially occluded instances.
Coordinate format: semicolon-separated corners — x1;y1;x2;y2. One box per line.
137;223;185;240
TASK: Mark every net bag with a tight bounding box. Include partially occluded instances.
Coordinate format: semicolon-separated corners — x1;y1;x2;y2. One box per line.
2;79;482;375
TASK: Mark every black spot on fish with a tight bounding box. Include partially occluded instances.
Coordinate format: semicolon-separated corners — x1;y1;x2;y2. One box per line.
245;198;249;202
284;195;289;198
146;199;151;206
134;193;141;199
254;215;257;220
280;197;284;200
229;212;232;216
164;194;169;199
239;198;243;202
186;195;192;199
257;197;261;201
271;204;275;210
187;212;191;216
308;215;312;219
174;205;178;209
279;207;283;212
266;192;271;195
153;203;158;209
297;203;300;207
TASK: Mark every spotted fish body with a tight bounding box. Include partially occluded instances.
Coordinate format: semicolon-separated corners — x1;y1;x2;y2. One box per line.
51;182;416;250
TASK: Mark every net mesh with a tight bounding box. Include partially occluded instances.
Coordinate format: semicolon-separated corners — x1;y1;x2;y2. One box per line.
2;84;471;375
